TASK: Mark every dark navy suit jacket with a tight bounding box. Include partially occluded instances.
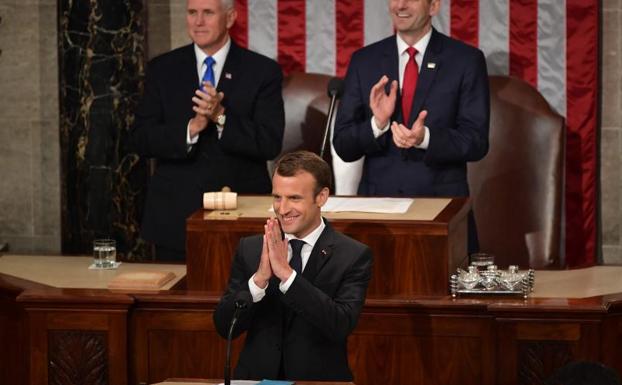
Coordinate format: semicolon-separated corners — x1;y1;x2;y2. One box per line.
334;29;490;197
132;42;284;257
213;223;373;381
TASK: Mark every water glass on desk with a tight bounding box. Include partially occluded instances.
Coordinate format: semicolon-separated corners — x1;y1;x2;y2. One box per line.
470;252;495;268
93;239;116;268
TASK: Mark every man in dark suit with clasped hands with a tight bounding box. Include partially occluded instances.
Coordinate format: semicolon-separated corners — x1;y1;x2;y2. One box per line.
214;151;373;382
132;0;284;261
333;0;489;251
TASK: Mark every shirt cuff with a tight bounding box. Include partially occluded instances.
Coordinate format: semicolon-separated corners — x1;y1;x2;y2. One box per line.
248;274;268;303
414;126;430;149
371;116;390;138
187;121;199;145
278;270;297;294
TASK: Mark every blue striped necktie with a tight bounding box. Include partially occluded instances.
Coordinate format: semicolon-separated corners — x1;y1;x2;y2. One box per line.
201;56;215;89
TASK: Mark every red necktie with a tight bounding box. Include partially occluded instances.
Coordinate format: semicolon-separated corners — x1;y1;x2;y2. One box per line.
401;47;419;125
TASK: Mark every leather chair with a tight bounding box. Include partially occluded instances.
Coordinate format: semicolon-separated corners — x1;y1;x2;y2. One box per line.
467;76;565;269
279;72;363;195
279;72;331;156
268;72;331;176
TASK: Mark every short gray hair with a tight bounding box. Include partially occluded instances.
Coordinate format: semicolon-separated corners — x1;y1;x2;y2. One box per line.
222;0;234;9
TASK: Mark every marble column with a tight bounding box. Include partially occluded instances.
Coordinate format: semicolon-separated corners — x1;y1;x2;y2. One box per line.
59;0;151;260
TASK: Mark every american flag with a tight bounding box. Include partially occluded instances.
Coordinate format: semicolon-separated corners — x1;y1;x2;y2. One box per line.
231;0;599;267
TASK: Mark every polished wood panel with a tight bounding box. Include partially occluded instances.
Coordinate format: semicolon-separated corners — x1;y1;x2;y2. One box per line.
495;319;601;385
350;312;494;385
12;284;132;385
130;299;244;385
0;294;28;385
3;271;622;385
186;197;470;296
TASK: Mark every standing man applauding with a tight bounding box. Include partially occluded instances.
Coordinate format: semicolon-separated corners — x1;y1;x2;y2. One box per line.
132;0;285;261
333;0;489;252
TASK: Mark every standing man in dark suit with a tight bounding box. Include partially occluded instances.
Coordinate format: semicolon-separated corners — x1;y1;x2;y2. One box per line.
213;151;373;382
132;0;285;261
333;0;489;251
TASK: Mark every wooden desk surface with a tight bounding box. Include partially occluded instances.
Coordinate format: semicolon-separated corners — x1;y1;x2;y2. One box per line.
531;265;622;298
0;254;186;290
3;254;621;299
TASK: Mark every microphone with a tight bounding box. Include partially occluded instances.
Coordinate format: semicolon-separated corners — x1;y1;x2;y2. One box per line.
224;291;252;385
327;77;345;99
320;77;345;159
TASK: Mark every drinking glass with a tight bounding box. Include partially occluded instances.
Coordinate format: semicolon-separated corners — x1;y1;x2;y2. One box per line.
93;239;116;268
470;252;495;267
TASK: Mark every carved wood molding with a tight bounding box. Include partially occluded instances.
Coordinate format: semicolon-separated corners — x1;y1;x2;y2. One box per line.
518;341;573;385
48;330;108;385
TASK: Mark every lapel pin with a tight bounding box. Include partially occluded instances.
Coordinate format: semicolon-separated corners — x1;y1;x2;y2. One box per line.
225;72;232;79
427;62;436;69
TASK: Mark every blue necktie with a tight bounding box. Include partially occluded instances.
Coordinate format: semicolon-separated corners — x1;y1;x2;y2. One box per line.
289;239;305;274
201;56;215;90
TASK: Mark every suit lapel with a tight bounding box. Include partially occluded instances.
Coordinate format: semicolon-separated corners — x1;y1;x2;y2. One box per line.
409;28;442;126
217;41;241;110
283;221;334;331
382;37;402;123
283;232;317;329
181;44;200;103
302;221;335;283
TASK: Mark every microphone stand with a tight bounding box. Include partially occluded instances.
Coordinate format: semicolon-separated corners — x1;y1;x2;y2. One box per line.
225;299;248;385
320;91;339;160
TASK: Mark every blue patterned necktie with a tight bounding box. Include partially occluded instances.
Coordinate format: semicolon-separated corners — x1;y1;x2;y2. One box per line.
289;239;305;274
201;56;215;90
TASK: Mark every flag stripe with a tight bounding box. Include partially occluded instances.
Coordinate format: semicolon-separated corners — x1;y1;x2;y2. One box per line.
479;0;508;75
230;0;248;48
537;1;566;116
306;0;335;75
278;0;306;74
336;0;364;77
363;0;392;46
509;0;538;87
248;0;277;60
451;0;479;47
565;0;599;266
432;0;451;36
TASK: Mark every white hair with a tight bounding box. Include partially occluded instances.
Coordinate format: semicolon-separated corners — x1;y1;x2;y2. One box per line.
186;0;235;10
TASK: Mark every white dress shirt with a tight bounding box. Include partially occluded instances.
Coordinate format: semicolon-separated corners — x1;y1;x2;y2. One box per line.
248;218;326;303
371;30;433;149
187;38;231;145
